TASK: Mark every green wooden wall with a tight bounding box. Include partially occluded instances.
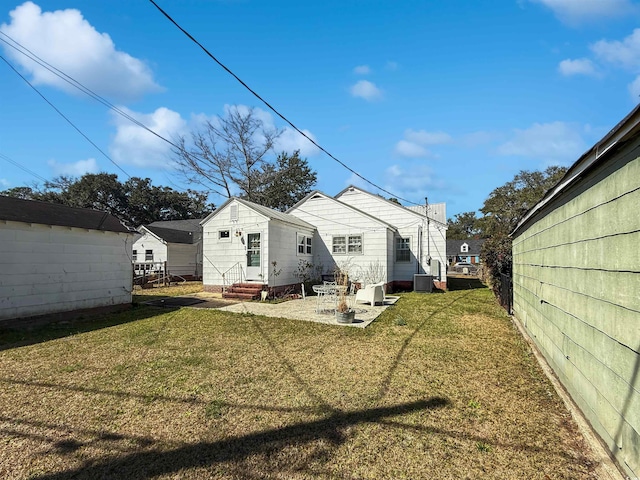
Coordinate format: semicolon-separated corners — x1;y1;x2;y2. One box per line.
512;140;640;478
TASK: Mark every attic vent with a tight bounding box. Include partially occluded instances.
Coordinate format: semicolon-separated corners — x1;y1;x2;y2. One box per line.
230;204;238;221
312;194;322;199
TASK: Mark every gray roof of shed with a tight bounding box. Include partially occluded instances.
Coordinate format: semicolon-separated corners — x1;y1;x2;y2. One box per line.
0;195;131;234
447;239;485;256
147;219;203;232
143;225;197;244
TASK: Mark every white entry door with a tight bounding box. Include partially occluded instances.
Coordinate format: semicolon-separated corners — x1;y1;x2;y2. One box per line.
246;232;262;281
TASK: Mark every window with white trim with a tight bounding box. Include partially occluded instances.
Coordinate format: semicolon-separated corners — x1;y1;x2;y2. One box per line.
132;249;137;262
219;230;230;241
332;235;363;255
297;234;312;255
396;237;410;262
461;243;469;253
145;249;153;261
348;235;363;254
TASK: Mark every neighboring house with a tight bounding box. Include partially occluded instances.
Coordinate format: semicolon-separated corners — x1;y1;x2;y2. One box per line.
201;197;315;291
132;219;203;279
511;105;640;479
0;196;134;321
446;239;485;265
201;186;447;293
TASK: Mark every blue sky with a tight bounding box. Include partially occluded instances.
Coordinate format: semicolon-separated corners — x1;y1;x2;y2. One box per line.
1;0;639;217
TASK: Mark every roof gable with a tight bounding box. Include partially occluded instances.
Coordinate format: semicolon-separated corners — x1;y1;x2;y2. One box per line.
335;185;447;227
201;197;315;230
142;225;196;244
0;196;131;234
288;190;397;230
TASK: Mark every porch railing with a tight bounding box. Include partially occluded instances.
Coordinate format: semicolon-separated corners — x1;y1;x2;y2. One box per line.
222;262;245;293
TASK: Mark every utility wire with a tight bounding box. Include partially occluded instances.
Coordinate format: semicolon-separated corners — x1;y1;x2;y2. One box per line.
0;54;131;178
147;0;420;206
0;32;174;152
0;152;50;184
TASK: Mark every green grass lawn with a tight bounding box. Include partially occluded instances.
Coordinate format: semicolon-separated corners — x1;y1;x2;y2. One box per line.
0;281;599;479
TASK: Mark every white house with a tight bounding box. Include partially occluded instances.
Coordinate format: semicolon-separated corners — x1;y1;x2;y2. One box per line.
133;219;203;279
201;187;447;294
0;196;134;321
333;186;447;289
201;197;315;293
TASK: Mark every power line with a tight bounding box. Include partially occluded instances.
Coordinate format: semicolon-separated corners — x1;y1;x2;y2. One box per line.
0;54;131;179
0;32;176;153
0;152;50;184
147;0;420;206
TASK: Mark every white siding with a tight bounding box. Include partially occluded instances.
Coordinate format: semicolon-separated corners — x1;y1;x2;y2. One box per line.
167;243;200;277
132;233;167;264
267;221;314;287
336;188;447;284
202;200;269;285
0;220;133;320
289;194;391;283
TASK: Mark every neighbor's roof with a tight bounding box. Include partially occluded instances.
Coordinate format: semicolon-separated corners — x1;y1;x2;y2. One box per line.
513;103;640;235
147;218;203;232
143;225;196;244
201;197;315;230
0;196;131;234
446;239;485;255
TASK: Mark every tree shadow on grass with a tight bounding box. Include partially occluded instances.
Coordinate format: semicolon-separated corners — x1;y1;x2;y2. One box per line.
29;397;450;480
0;305;169;352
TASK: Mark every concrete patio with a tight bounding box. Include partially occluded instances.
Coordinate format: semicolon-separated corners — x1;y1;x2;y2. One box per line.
145;292;399;328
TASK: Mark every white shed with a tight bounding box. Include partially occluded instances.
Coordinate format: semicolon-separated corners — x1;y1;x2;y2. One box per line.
133;220;203;279
201;197;315;293
0;196;134;321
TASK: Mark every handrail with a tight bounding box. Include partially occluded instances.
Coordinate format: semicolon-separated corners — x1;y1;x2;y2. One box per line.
222;262;245;293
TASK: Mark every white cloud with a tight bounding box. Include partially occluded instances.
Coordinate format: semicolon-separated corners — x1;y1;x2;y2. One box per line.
628;75;640;98
405;129;452;145
558;58;598;76
221;104;321;157
0;2;161;101
110;107;187;168
530;0;636;25
0;178;10;187
592;28;640;70
353;65;371;75
275;128;320;157
497;121;587;164
350;80;383;101
394;140;430;158
385;61;398;71
383;163;446;198
47;158;98;176
394;129;452;158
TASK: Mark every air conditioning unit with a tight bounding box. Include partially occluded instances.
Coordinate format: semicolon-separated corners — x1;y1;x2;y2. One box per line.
414;274;433;293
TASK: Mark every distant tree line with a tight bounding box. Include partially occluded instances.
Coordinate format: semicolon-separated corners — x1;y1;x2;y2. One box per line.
447;166;568;296
1;173;215;227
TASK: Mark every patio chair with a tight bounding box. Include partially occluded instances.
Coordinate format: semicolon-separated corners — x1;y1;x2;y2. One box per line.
355;282;385;306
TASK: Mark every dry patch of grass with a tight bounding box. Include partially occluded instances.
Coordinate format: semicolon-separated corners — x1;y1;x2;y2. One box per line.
0;287;600;479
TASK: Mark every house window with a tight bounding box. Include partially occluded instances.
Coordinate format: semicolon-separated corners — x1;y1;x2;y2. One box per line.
332;236;346;254
219;230;230;241
461;243;469;253
145;249;153;261
396;237;410;262
132;249;137;261
332;235;363;255
297;234;312;255
348;235;363;254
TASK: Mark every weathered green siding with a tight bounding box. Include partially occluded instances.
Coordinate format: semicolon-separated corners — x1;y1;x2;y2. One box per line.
512;139;640;478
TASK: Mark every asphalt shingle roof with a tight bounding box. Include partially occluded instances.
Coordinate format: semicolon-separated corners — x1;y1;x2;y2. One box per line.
0;196;131;234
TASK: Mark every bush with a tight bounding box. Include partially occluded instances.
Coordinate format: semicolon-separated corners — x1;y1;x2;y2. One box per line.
480;234;512;297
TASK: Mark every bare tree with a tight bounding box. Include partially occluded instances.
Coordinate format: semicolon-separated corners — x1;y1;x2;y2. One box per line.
173;106;281;201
